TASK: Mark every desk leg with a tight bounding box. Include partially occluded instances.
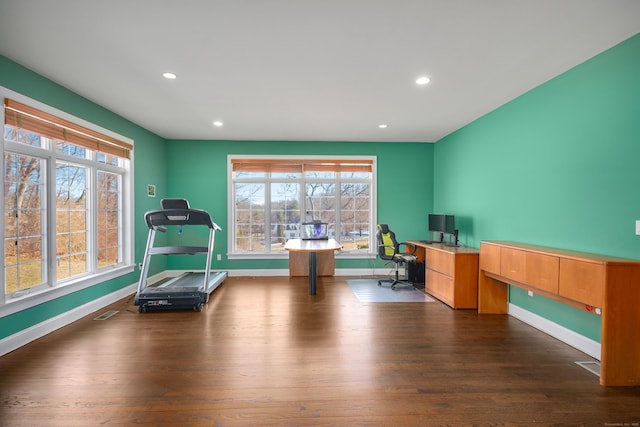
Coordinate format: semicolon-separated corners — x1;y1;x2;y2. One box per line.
308;252;317;295
478;271;508;314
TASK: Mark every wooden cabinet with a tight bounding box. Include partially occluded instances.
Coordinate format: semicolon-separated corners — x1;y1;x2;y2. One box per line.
499;247;559;294
500;247;527;283
525;251;559;295
479;241;500;274
408;242;479;309
479;241;640;386
558;259;604;308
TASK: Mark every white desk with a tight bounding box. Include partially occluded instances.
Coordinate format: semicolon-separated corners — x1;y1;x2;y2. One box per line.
284;238;342;295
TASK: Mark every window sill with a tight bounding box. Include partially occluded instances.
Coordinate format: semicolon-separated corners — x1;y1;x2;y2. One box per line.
1;264;135;317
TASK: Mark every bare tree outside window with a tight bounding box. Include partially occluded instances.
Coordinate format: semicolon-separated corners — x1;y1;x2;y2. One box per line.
234;182;265;252
270;182;300;248
97;171;121;268
4;151;46;294
56;162;88;281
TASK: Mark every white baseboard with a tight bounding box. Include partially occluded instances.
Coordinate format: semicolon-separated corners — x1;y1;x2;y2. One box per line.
508;303;601;360
0;283;138;357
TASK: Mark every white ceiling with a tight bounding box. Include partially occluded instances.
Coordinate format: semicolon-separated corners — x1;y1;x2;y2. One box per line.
1;1;639;143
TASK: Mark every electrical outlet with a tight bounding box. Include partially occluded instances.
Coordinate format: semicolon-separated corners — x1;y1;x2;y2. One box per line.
636;220;640;235
216;254;221;261
527;290;533;297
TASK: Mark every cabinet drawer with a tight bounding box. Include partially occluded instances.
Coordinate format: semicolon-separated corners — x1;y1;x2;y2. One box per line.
524;252;559;294
500;248;527;283
480;242;501;274
559;259;604;308
426;269;453;306
426;248;454;276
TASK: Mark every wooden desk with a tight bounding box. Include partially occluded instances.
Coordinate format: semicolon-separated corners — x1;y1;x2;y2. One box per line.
406;241;479;309
284;238;342;295
479;241;640;386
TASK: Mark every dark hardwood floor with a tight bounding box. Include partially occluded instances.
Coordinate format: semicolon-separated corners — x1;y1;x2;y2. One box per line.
1;276;640;426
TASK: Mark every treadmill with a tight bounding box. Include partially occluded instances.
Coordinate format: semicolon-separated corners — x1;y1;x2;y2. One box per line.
135;198;227;312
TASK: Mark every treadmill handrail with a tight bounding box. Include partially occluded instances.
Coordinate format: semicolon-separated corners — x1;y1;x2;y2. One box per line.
148;246;209;255
144;208;217;229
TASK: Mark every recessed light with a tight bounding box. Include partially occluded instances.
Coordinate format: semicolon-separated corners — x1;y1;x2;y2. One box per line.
213;121;223;127
416;76;430;85
163;72;177;80
378;124;388;129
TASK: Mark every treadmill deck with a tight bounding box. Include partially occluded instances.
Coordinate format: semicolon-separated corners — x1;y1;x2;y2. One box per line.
136;271;227;312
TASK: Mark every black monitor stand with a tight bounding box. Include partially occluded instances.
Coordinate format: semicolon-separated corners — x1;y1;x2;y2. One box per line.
445;229;459;247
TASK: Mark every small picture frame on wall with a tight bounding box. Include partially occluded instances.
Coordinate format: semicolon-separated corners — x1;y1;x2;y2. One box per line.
147;184;156;197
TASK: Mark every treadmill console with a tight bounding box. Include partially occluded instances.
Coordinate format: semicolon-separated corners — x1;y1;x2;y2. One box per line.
161;198;190;209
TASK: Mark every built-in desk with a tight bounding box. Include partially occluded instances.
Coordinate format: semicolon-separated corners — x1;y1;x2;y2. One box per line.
479;241;640;386
406;241;479;309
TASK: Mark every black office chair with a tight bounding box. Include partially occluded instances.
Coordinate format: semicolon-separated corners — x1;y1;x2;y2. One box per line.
376;224;417;290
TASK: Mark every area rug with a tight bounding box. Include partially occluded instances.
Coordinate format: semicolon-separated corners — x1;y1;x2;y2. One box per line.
346;278;435;303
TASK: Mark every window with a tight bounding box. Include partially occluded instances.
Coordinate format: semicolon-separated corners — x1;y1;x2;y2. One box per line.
2;93;133;307
229;156;376;258
4;152;46;294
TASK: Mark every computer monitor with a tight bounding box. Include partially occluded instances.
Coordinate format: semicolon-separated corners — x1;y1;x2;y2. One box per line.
428;214;445;242
301;221;329;240
428;214;445;233
444;215;459;246
428;214;457;244
444;215;455;234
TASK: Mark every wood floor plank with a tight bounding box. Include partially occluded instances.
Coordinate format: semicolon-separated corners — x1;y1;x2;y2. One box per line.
1;275;640;426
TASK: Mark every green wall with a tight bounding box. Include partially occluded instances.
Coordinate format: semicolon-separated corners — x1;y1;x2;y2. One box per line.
0;56;168;339
163;139;435;271
433;34;640;342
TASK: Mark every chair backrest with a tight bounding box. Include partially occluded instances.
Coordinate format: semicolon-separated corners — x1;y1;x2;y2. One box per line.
376;224;398;260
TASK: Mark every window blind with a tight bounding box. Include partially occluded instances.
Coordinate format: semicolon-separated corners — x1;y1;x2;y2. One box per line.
231;158;373;173
4;98;133;159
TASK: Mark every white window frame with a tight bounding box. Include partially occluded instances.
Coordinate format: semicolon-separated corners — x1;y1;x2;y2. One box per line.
1;87;135;317
227;154;377;260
